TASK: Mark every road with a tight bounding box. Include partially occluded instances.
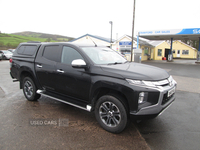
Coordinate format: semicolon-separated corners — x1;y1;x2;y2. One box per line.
1;60;200;150
137;61;200;150
0;60;149;150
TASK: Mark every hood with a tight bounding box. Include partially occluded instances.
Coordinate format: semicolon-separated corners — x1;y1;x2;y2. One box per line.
100;62;169;81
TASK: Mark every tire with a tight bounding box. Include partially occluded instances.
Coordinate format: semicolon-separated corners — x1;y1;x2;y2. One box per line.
95;95;128;133
2;55;7;60
22;77;41;101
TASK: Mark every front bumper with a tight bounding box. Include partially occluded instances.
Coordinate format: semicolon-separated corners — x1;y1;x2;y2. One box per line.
130;80;177;116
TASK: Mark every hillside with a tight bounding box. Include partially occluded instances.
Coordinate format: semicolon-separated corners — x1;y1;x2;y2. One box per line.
0;31;75;49
12;31;74;42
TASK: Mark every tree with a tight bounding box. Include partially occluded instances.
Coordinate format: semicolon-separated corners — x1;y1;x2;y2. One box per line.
181;40;199;50
45;38;51;42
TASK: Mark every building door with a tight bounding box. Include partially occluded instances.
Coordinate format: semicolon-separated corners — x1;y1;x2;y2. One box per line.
177;50;180;57
165;49;170;60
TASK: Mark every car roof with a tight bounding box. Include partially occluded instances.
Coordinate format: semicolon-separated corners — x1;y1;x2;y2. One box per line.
20;42;107;48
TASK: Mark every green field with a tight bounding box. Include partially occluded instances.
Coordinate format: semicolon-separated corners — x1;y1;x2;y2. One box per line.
0;33;72;49
0;33;56;48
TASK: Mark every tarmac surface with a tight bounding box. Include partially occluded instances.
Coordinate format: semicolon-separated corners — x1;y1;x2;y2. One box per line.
149;59;199;65
139;59;200;150
0;60;150;150
0;59;200;150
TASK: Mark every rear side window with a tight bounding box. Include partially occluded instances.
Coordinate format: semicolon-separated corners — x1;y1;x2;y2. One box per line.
17;45;37;56
43;45;60;62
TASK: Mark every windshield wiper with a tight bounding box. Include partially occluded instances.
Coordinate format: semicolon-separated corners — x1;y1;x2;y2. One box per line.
107;62;123;65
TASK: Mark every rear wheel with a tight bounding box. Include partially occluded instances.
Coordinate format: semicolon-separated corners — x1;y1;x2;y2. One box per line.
2;55;6;60
22;77;40;101
95;95;128;133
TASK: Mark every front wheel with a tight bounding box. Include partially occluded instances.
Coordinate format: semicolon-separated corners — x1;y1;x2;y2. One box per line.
95;95;128;133
22;77;40;101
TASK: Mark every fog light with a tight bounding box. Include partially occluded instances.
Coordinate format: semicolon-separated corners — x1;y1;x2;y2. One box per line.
138;92;145;104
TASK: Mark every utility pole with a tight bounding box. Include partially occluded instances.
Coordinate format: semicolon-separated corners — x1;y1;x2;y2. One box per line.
109;21;113;49
131;0;136;61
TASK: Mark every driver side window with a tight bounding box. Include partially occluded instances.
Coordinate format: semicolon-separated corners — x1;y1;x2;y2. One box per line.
61;46;84;65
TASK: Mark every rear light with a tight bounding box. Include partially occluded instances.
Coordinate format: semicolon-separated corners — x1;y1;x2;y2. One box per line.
9;59;12;70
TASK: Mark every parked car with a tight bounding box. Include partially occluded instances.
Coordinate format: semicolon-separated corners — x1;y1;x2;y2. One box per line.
0;50;13;60
8;49;15;53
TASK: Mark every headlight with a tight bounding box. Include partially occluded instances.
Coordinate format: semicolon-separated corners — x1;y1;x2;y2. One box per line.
126;76;175;88
126;79;156;88
126;79;144;85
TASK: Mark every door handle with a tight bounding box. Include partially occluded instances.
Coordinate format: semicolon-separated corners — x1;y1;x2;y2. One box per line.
57;69;64;73
37;64;42;68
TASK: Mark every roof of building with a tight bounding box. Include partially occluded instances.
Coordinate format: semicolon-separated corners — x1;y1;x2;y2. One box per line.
70;34;198;50
174;40;197;50
70;34;116;43
115;34;153;47
147;40;167;47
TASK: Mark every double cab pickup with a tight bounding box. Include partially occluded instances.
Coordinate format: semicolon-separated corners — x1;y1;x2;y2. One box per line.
10;42;177;133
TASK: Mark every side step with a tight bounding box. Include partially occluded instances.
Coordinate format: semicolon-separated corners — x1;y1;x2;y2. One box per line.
36;90;92;112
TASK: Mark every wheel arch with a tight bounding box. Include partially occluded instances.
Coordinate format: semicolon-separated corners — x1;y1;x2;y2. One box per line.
20;70;39;89
91;87;130;113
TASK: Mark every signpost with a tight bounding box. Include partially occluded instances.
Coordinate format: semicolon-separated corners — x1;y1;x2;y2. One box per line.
119;41;132;45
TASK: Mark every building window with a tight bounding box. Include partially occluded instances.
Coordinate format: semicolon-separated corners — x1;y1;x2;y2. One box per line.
158;49;162;56
144;47;149;56
182;50;189;55
119;45;131;54
173;50;175;54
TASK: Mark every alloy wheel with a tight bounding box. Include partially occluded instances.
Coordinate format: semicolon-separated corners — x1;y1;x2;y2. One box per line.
24;80;33;98
99;101;121;127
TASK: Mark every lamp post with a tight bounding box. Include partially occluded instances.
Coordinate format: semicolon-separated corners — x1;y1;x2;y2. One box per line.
131;0;136;62
109;21;113;48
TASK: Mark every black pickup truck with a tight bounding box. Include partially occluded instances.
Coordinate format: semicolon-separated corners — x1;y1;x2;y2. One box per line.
10;42;177;133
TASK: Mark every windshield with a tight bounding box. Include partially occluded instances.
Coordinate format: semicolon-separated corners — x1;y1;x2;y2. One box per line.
2;51;12;54
82;47;127;65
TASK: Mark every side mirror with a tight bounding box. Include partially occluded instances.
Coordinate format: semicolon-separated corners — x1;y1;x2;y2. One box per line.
71;59;87;68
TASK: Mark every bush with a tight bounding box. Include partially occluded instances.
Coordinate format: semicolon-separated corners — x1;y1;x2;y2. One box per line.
6;43;12;47
45;38;51;42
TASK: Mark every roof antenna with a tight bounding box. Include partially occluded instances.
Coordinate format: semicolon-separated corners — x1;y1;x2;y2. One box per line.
88;36;97;47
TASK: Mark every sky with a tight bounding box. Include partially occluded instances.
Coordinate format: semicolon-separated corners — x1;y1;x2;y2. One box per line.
1;0;200;39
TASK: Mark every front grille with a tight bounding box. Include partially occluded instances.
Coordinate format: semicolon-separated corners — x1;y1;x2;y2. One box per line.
144;78;170;87
154;79;169;86
162;93;174;105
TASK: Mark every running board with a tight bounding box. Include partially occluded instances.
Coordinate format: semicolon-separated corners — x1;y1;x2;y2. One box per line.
37;90;92;112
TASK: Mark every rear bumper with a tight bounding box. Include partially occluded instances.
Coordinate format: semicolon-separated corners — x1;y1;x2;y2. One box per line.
10;72;15;79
